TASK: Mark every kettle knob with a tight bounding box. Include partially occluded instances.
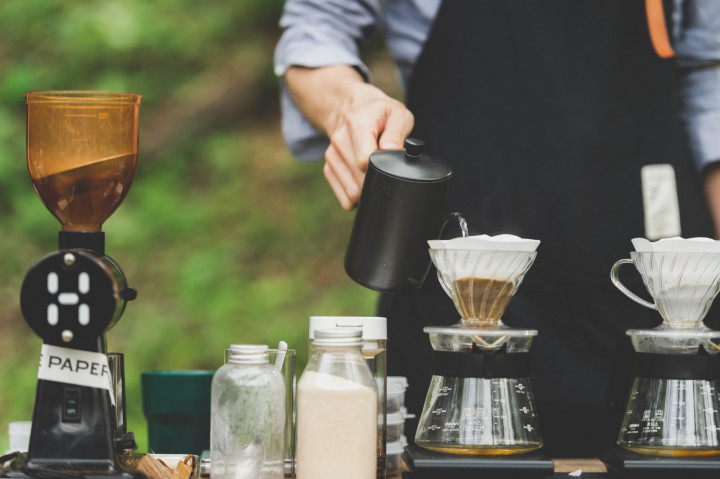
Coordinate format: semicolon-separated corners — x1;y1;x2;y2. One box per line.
404;138;424;159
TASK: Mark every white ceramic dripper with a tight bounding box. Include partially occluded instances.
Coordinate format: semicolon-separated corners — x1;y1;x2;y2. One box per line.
429;234;539;328
611;237;720;354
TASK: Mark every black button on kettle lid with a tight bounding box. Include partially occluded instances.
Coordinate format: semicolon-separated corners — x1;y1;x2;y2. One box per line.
369;138;452;182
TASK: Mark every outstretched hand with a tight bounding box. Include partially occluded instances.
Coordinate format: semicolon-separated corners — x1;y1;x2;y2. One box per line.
285;65;414;210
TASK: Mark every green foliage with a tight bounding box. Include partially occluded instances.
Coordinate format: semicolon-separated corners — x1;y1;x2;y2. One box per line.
0;0;379;453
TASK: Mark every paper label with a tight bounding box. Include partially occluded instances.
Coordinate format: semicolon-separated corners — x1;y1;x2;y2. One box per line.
641;164;681;240
38;344;115;405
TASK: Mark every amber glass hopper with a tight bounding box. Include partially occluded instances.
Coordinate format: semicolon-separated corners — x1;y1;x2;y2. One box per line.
26;91;141;232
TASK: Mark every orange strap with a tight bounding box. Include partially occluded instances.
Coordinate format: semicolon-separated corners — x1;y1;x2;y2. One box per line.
646;0;675;58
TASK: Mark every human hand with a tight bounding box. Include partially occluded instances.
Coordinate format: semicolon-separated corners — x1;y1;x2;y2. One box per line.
284;65;414;210
323;82;414;210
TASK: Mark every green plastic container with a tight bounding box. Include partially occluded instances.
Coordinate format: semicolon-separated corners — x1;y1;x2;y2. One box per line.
141;370;215;455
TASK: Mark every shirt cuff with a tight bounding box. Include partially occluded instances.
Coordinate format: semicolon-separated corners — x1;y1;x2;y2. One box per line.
279;80;329;162
274;31;371;161
274;27;370;79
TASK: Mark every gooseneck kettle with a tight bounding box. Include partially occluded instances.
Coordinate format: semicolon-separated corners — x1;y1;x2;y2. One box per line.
344;138;459;293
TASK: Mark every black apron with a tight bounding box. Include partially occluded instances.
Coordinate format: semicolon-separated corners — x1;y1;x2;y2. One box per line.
380;0;715;457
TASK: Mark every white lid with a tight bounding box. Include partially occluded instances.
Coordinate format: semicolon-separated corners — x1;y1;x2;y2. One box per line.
8;421;32;433
387;411;409;425
229;344;268;353
309;316;387;340
227;344;269;364
386;441;406;455
312;328;363;346
387;376;409;395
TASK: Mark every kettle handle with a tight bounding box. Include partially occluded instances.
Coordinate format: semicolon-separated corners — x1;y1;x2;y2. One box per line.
418;212;468;289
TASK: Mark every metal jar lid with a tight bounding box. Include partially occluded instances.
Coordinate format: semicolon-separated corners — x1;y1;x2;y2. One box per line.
312;328;363;347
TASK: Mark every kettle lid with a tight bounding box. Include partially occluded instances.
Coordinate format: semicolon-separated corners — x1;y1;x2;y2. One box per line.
369;138;452;182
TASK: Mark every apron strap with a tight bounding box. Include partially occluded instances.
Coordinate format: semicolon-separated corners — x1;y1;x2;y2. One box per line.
646;0;675;58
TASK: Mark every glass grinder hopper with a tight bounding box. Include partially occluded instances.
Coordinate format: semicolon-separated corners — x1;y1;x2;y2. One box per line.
19;91;141;477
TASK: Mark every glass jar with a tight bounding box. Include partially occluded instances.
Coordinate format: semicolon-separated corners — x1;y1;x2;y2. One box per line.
309;316;387;478
297;329;378;479
211;344;285;479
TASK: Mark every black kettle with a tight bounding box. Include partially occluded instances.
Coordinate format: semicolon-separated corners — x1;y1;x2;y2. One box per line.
345;138;461;293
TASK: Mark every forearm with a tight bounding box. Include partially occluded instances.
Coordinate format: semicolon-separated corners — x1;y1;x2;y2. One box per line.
285;65;381;137
703;164;720;238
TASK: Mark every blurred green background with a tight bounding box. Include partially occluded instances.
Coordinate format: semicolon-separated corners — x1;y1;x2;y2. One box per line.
0;0;401;453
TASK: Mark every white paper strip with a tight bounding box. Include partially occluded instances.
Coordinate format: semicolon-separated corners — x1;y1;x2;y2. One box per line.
37;344;115;406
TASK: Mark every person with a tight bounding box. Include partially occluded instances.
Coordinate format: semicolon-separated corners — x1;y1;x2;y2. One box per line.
274;0;720;457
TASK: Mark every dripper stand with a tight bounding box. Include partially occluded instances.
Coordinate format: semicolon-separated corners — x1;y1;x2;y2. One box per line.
415;243;543;455
19;91;141;477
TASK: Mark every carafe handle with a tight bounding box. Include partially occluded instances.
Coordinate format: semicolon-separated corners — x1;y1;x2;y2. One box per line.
610;258;657;310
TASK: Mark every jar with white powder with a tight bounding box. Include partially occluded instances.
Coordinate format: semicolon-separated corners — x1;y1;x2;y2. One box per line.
297;328;378;479
211;344;285;479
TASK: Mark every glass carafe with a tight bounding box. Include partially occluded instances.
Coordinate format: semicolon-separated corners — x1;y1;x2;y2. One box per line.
414;329;542;455
618;375;720;456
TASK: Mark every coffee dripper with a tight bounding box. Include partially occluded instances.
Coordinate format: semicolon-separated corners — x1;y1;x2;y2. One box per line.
414;235;543;455
611;237;720;456
20;91;141;476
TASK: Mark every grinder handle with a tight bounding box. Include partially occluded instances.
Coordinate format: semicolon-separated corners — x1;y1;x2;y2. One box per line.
610;258;658;310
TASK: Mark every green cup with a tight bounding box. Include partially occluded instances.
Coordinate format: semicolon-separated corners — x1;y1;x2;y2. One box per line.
141;370;215;455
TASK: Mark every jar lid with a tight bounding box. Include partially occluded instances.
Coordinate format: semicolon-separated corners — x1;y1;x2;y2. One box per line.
312;328;363;346
309;316;387;340
227;344;269;364
386;440;406;455
387;376;409;395
387;411;408;426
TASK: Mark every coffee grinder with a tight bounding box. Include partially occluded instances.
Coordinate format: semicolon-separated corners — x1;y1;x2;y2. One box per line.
19;91;141;476
611;237;720;456
414;234;543;455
